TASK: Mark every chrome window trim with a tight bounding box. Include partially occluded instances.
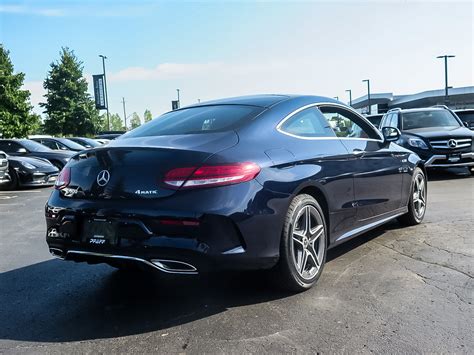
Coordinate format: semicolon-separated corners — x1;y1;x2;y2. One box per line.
276;101;384;142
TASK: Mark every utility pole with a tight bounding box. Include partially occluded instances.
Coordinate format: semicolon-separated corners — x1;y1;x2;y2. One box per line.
362;79;371;114
436;55;455;105
99;55;110;130
122;97;127;130
176;89;180;108
345;89;352;106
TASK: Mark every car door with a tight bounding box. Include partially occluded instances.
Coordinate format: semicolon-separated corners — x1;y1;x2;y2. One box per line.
277;106;357;241
319;104;405;222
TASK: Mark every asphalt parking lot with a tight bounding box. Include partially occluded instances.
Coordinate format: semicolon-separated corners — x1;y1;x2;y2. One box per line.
0;170;472;354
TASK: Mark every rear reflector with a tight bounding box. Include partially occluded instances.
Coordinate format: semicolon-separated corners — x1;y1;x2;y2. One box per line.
164;162;260;189
54;167;71;190
160;219;200;226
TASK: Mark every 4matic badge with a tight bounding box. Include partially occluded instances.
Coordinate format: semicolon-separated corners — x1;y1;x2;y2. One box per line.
135;189;159;195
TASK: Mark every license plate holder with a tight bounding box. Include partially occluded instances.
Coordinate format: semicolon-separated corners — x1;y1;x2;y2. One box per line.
447;154;461;163
83;219;117;246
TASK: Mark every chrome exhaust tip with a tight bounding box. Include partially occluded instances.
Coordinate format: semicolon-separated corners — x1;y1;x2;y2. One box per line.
150;259;198;274
50;248;65;259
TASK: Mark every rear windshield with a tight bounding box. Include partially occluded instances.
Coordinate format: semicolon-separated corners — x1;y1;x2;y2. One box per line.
121;105;264;138
20;139;52;152
58;138;88;150
402;110;461;130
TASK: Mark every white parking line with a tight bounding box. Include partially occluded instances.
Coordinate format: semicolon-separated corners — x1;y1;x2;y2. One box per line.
0;190;48;194
0;195;17;200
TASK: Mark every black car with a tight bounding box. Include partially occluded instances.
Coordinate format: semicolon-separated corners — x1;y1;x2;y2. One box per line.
379;107;474;170
68;137;102;149
0;155;59;190
46;95;426;291
95;133;123;140
0;139;74;169
454;109;474;130
0;151;8;184
31;137;87;152
365;113;383;128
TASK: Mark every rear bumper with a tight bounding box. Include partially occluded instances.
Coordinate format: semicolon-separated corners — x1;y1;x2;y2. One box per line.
45;182;290;273
424;152;474;168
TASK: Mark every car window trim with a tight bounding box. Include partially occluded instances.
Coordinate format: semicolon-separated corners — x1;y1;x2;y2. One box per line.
276;102;383;142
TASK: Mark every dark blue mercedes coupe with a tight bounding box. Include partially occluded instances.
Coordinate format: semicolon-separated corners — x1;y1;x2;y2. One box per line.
46;95;427;291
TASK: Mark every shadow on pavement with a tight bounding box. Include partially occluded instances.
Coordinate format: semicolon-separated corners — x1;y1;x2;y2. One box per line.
0;223;396;343
426;167;472;181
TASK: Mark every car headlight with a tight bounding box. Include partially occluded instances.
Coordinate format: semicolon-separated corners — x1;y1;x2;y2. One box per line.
21;161;36;169
408;138;428;150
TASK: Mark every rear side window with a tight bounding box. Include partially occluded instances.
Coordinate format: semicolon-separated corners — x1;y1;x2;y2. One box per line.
122;105;264;138
280;108;336;138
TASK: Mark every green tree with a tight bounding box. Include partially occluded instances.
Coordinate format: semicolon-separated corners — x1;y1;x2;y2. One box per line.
0;45;41;138
130;112;141;129
144;109;153;123
40;47;100;136
100;113;124;131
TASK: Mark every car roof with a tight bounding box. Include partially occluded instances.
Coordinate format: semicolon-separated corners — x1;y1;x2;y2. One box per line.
454;109;474;113
182;94;341;110
398;107;447;113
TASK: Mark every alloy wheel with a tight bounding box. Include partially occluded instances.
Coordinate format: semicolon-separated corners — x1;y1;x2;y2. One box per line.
290;205;325;280
413;173;426;219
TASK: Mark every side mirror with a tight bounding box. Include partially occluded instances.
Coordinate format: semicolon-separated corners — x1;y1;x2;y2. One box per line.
463;121;470;128
381;126;401;142
17;148;28;154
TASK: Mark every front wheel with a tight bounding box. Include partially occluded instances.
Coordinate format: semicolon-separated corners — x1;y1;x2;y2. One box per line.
0;168;18;191
398;167;427;226
273;194;327;292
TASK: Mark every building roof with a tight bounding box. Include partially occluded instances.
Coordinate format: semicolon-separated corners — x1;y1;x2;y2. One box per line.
352;86;474;110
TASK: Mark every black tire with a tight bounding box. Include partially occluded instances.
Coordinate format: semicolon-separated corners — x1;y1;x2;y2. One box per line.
273;194;327;292
398;167;427;226
0;167;19;191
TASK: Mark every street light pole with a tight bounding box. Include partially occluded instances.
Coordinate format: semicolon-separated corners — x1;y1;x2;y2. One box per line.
99;55;110;130
436;54;455;105
121;97;127;130
362;79;371;114
345;89;352;106
176;89;180;108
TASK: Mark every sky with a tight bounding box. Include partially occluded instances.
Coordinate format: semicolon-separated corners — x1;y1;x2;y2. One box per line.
1;0;473;124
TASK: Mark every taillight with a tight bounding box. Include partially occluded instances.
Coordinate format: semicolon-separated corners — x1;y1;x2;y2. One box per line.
55;167;71;190
164;162;260;189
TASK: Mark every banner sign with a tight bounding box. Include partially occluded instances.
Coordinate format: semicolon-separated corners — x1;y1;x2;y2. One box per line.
171;100;179;110
93;74;107;110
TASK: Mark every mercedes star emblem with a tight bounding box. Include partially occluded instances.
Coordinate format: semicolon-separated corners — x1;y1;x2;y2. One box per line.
448;139;457;148
96;170;110;186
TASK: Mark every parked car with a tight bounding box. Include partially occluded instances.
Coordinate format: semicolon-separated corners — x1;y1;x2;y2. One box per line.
365;113;383;128
94;138;110;145
46;94;426;292
454;109;474;130
31;137;86;152
0;151;9;184
0;139;74;170
95;133;123;140
0;155;59;190
68;137;102;149
379;106;474;170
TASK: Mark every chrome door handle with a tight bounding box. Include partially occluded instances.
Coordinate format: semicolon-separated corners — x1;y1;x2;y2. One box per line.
352;149;365;156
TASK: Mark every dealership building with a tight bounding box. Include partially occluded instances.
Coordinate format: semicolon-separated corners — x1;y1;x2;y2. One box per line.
351;86;474;114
